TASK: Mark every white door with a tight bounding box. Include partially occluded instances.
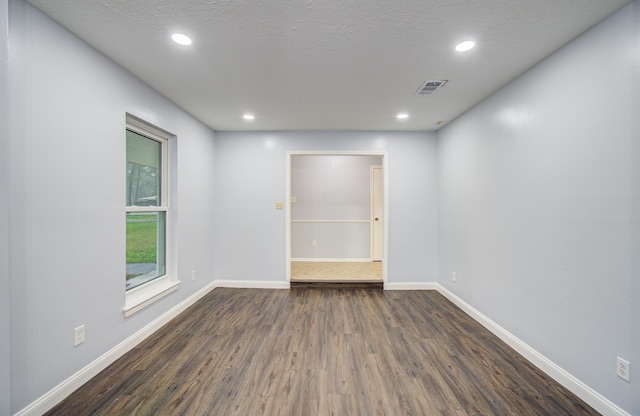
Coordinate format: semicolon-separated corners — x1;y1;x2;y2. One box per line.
371;166;384;261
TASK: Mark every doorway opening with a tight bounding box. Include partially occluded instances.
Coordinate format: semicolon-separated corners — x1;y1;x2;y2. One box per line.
285;151;388;285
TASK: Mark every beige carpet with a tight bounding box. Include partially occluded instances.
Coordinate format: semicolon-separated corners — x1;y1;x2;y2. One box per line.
291;261;383;281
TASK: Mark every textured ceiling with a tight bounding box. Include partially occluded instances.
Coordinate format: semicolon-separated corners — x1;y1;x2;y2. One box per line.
26;0;630;131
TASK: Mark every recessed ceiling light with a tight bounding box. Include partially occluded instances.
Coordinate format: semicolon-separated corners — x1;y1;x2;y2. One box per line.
397;113;409;119
243;114;255;120
171;33;192;46
456;40;475;52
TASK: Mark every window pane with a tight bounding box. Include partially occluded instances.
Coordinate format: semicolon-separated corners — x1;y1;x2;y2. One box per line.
126;212;166;290
126;130;161;206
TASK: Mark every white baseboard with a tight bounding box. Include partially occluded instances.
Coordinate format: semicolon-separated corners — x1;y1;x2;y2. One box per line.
384;282;438;291
17;280;629;416
213;279;290;289
434;284;631;416
15;281;218;416
291;258;371;262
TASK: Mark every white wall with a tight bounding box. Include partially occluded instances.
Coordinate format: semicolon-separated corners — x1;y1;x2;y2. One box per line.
1;0;11;414
437;2;639;413
291;155;382;259
213;131;438;283
7;1;217;413
633;2;640;413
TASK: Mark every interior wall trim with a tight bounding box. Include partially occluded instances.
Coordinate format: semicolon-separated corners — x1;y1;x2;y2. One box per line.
14;281;218;416
433;284;631;416
291;258;371;263
290;219;370;223
17;280;630;416
285;150;390;284
383;282;439;290
213;279;290;289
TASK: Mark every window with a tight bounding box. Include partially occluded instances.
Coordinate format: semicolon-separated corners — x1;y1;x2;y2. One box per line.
124;116;178;316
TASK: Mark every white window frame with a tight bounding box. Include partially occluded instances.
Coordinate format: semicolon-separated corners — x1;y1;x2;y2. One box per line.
123;115;179;317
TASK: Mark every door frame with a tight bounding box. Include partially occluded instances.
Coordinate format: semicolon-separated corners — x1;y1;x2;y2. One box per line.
285;151;389;283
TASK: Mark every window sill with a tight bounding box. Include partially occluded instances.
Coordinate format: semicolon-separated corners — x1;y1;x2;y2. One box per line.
123;277;180;318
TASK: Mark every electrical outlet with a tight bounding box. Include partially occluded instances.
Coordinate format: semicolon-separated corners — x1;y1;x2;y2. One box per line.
74;325;85;347
617;357;630;382
452;271;457;282
312;239;317;247
191;270;196;281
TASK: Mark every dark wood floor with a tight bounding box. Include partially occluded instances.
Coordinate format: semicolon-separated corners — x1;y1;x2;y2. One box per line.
46;288;599;415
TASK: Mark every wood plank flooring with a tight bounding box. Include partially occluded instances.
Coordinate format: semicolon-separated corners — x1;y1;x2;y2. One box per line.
45;289;599;416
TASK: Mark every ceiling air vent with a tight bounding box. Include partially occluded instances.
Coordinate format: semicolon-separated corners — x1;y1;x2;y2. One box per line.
415;80;448;96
